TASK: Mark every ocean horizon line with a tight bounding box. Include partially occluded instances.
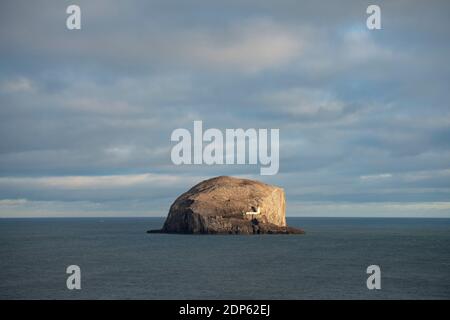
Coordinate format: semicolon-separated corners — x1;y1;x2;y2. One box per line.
1;216;450;219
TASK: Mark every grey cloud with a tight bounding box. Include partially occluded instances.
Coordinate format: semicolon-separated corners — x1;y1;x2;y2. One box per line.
0;0;449;217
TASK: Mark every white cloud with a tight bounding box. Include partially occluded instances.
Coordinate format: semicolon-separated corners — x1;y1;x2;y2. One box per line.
259;87;345;117
400;169;450;182
0;77;35;93
0;173;202;190
288;201;450;217
360;173;392;181
0;199;164;218
341;28;394;63
0;198;28;206
359;169;450;183
184;19;304;73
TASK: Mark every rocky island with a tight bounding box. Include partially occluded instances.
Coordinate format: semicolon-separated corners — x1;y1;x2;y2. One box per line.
148;176;304;235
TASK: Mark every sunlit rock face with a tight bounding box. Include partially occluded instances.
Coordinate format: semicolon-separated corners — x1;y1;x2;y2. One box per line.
148;176;304;235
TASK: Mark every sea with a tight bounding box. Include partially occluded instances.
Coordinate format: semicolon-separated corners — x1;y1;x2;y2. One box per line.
0;217;449;299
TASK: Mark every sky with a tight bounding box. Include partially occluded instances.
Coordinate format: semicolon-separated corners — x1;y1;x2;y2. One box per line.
0;0;450;217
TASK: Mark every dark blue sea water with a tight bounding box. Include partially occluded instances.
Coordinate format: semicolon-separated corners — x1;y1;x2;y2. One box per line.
0;217;449;299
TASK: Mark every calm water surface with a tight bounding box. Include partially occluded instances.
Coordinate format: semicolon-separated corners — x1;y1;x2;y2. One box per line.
0;217;449;299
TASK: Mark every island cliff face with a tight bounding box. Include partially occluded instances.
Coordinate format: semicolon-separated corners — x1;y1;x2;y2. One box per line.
148;176;304;235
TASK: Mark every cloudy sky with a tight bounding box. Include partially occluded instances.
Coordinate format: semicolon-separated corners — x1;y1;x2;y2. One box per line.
1;0;449;217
